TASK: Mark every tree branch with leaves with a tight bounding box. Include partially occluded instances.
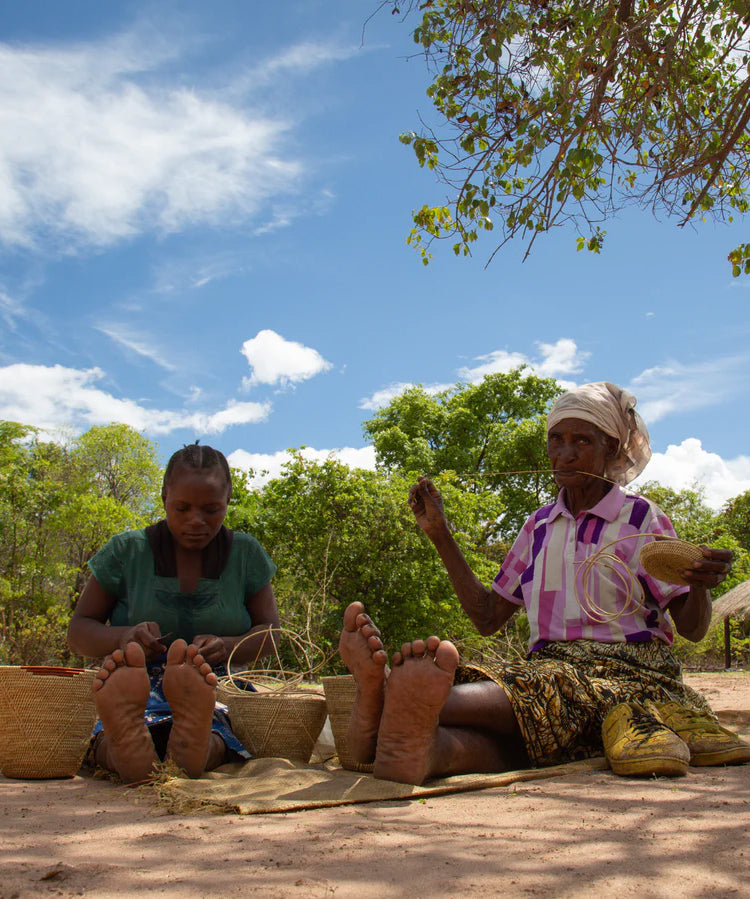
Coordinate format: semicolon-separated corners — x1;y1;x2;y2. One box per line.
388;0;750;272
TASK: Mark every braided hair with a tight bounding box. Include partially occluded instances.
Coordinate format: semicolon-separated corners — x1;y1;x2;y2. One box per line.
162;443;232;501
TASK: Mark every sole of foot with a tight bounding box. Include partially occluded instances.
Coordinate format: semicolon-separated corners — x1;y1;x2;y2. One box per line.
92;642;157;784
373;636;459;785
339;602;388;764
162;639;218;778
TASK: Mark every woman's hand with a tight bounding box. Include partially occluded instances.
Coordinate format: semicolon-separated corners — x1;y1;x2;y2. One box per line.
409;476;449;539
681;547;733;590
192;634;228;666
119;621;169;661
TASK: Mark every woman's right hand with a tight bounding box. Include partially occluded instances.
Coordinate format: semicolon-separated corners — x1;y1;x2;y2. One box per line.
118;621;168;660
408;476;448;538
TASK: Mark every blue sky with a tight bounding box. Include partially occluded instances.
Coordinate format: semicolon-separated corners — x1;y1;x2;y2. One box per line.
1;0;749;510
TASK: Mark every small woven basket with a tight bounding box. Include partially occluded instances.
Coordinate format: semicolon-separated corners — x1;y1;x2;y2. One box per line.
321;675;374;773
217;680;327;763
0;666;97;779
639;539;704;586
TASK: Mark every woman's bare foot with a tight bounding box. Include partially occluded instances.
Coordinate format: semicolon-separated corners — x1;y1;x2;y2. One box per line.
162;639;218;778
373;636;459;785
92;642;158;784
338;601;388;764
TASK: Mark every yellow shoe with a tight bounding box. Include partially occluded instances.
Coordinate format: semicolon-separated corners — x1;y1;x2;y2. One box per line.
647;701;750;767
602;702;689;777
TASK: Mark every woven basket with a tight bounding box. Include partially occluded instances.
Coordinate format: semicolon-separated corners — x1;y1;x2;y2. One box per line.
639;539;704;586
321;675;374;773
0;666;97;779
217;682;327;763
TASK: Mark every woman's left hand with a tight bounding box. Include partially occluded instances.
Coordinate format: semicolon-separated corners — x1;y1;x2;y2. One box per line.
681;547;733;590
192;634;228;666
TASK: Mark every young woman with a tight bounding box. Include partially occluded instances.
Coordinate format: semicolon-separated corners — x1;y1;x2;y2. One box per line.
68;444;280;783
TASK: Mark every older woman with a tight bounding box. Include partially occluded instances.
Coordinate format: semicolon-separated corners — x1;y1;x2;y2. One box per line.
339;382;749;785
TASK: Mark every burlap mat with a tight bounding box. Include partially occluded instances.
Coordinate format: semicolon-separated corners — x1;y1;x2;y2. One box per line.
147;710;750;816
149;756;609;815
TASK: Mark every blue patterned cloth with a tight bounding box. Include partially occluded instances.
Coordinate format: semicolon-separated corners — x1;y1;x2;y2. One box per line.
91;654;253;760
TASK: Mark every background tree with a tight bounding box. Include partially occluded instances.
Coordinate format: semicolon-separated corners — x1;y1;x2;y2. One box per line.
722;489;750;552
0;422;161;664
363;368;560;539
239;453;510;669
388;0;750;272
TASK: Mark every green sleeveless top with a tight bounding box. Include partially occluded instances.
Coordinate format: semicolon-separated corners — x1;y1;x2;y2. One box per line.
88;525;276;644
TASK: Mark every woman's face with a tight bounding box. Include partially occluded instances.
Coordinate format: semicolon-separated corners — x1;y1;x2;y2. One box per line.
162;466;230;552
546;417;618;490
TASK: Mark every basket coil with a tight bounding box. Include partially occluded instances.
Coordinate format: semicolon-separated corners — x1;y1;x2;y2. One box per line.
639;539;704;586
217;627;328;764
321;675;374;773
217;682;327;763
0;667;97;779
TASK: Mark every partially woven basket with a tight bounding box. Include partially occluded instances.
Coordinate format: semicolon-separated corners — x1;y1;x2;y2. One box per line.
639;539;704;586
217;680;327;764
0;666;97;779
321;675;374;773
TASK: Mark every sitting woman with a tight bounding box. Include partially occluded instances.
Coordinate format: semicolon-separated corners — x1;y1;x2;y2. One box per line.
339;382;749;785
68;444;280;783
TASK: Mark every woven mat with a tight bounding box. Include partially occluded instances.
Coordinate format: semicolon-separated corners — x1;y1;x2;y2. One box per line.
150;756;611;816
148;709;750;816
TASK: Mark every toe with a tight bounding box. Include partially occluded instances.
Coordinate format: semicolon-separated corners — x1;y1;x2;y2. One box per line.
167;639;188;664
123;642;147;667
425;635;440;653
360;622;381;640
411;639;426;656
434;640;460;674
343;601;366;632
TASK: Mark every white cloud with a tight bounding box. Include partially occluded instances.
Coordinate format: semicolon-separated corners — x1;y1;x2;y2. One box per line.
360;338;589;411
458;338;589;384
632;438;750;510
359;380;452;412
629;356;749;424
246;40;363;84
0;289;24;330
0;363;270;437
0;38;302;249
228;445;376;488
97;325;177;371
240;329;332;389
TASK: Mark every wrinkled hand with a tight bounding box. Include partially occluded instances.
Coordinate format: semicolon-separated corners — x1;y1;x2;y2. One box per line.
682;547;733;590
192;634;228;666
119;621;168;661
408;476;448;538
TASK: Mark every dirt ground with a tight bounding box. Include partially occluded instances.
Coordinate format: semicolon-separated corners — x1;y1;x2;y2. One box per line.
1;670;749;899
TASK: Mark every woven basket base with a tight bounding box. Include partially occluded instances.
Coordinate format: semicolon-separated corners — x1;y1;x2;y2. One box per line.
322;675;375;774
0;667;97;779
218;687;327;764
639;540;704;586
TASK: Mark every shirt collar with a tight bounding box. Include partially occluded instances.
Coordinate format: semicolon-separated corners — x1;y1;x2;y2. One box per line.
548;485;626;522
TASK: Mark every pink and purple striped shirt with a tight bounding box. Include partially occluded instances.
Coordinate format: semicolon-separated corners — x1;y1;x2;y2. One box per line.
492;486;688;651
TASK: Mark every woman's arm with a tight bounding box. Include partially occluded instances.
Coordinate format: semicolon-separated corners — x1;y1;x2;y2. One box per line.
67;576;169;660
410;476;517;636
193;582;281;666
667;547;732;642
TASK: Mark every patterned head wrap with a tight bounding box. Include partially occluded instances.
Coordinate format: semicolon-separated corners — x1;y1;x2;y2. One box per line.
546;382;651;486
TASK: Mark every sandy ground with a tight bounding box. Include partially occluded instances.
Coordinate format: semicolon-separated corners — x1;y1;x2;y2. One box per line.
1;670;749;899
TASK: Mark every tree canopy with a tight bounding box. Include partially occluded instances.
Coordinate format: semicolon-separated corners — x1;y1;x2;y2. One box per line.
236;453;505;660
362;368;560;538
389;0;750;272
